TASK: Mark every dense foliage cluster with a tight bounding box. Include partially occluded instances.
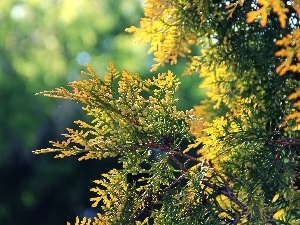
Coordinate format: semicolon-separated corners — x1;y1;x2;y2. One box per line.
35;0;300;224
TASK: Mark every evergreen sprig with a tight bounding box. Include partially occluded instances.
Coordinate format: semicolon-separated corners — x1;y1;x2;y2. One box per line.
36;0;300;224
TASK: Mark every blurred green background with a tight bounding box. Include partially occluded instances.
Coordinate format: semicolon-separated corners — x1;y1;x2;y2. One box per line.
0;1;204;224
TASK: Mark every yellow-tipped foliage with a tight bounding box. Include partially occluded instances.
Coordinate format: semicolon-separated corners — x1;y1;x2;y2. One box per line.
36;0;300;224
246;0;289;28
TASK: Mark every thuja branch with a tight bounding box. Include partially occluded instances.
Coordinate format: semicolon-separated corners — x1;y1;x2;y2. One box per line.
35;62;265;224
130;142;248;224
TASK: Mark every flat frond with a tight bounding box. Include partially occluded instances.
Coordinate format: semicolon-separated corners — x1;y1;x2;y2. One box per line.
275;28;300;75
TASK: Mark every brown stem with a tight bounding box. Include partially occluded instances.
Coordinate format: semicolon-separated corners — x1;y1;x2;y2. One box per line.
201;180;245;210
271;137;300;166
168;154;187;171
274;137;300;148
173;150;201;163
232;209;247;225
131;174;186;222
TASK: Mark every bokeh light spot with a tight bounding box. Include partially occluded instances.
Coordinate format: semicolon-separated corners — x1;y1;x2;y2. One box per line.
76;52;91;65
11;4;26;20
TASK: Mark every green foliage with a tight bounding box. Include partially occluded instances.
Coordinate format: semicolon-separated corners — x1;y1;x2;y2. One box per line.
35;62;192;161
35;0;300;224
